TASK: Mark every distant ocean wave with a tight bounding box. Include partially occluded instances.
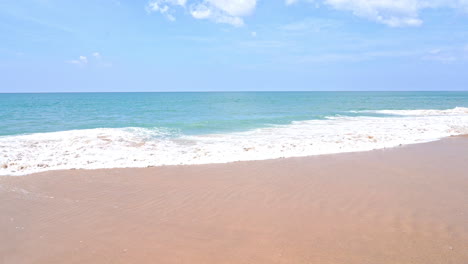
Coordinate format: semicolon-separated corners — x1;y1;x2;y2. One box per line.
348;106;468;116
2;107;468;176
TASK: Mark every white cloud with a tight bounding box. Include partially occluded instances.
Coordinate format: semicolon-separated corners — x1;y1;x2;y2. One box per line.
190;3;213;19
67;52;111;67
285;0;316;6
189;0;256;27
324;0;424;27
146;0;468;27
79;55;88;63
146;0;187;21
67;55;88;66
287;0;468;27
147;0;256;26
205;0;256;16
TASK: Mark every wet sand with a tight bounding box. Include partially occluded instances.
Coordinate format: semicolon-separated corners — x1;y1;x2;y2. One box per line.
1;137;468;264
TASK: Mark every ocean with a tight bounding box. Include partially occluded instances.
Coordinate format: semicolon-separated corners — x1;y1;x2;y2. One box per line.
1;91;468;176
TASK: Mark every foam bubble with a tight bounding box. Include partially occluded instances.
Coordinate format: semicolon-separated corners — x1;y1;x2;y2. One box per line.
1;107;468;176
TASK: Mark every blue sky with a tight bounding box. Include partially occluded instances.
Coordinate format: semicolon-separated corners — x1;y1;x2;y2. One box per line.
0;0;468;92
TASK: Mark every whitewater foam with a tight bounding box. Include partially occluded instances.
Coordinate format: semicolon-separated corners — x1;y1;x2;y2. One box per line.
1;107;468;176
350;107;468;116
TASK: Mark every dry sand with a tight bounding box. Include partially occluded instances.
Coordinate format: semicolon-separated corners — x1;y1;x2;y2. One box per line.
1;137;468;264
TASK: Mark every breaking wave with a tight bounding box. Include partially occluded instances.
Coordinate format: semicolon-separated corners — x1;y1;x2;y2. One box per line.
1;107;468;176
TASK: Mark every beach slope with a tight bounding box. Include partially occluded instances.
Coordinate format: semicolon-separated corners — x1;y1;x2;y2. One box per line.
1;137;467;264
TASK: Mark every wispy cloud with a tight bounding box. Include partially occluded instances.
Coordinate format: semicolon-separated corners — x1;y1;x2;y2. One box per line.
286;0;468;27
67;55;88;66
67;52;112;67
285;46;468;65
146;0;257;27
289;50;423;64
280;18;340;32
145;0;468;27
189;0;256;27
146;0;186;21
422;45;468;63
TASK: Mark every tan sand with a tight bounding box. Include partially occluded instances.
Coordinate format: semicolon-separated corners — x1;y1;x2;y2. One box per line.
1;137;468;264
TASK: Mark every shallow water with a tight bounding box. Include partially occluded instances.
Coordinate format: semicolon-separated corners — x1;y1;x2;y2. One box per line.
1;92;468;175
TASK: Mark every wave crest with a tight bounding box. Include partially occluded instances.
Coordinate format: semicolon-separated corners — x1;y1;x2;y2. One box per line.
1;109;468;176
351;107;468;116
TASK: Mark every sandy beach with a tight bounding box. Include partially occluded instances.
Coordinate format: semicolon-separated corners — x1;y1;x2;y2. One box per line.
1;136;467;264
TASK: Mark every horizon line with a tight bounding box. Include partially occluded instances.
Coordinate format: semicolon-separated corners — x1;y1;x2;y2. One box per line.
2;90;468;94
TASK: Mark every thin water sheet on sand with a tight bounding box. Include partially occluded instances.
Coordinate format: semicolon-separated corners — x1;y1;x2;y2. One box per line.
0;137;467;264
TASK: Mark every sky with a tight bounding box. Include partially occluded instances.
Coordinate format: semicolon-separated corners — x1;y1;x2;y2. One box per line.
0;0;468;92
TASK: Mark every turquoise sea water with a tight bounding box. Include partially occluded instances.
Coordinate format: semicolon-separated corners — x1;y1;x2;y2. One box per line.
1;91;468;176
1;92;468;137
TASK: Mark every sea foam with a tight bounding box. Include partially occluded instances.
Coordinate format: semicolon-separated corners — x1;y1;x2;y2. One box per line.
1;107;468;176
350;106;468;116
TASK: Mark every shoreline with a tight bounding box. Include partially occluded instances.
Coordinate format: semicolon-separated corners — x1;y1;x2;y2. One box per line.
2;105;468;176
3;134;468;177
1;136;468;263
